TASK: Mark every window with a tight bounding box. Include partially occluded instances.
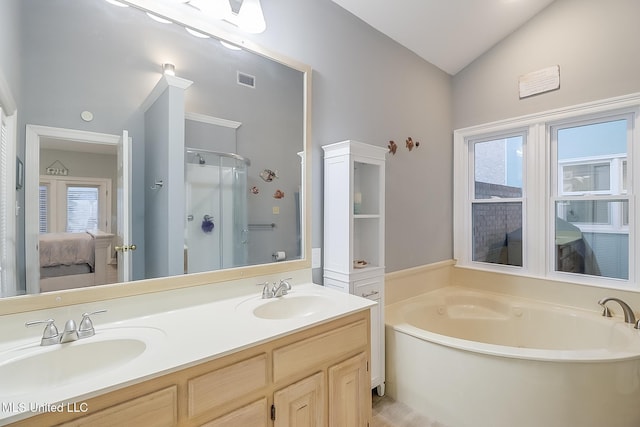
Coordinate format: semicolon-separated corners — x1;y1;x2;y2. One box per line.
39;176;111;233
470;135;524;267
552;118;630;280
454;94;640;290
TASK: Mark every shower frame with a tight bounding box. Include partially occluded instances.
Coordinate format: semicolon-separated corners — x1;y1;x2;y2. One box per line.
184;148;250;273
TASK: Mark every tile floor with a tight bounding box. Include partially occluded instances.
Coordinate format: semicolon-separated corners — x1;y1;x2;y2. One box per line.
372;393;447;427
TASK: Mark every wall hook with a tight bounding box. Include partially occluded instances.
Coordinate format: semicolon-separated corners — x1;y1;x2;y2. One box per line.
150;179;164;190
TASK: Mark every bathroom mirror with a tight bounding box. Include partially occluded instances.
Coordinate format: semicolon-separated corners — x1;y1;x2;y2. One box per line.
0;0;311;307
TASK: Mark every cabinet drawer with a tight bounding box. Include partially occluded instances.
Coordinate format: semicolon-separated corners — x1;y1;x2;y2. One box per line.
354;277;382;300
57;386;177;427
273;320;367;383
201;398;268;427
188;353;268;418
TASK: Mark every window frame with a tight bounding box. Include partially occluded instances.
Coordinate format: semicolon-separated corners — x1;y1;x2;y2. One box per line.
39;175;112;234
467;131;527;269
454;93;640;291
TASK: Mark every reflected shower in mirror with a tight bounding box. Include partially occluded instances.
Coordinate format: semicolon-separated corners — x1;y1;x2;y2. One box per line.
0;0;306;297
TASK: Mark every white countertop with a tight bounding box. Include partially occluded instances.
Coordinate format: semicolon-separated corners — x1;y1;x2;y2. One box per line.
0;281;375;425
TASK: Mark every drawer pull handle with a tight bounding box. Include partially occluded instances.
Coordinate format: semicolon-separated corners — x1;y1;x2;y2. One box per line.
361;290;379;298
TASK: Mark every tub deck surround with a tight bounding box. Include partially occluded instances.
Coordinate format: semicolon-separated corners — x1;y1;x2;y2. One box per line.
0;279;375;425
385;286;640;427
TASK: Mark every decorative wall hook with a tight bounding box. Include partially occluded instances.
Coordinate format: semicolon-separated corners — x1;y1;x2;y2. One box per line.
406;137;414;151
406;136;420;151
259;169;278;182
150;179;164;190
388;140;397;155
45;160;69;176
201;215;214;233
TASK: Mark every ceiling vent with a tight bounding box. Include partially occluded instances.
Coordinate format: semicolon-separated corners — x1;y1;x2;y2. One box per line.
237;71;256;88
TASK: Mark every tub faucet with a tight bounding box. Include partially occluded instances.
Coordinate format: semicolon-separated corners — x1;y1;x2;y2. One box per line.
598;297;638;327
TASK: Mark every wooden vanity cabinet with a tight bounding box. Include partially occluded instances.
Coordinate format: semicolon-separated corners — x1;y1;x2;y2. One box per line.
10;310;371;427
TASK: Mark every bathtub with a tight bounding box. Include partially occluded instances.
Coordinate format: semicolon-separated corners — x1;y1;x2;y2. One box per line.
385;287;640;427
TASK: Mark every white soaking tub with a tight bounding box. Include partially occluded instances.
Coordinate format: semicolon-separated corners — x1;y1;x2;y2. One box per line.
385;286;640;427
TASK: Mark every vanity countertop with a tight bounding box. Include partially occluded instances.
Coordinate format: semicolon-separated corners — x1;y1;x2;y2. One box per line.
0;280;375;425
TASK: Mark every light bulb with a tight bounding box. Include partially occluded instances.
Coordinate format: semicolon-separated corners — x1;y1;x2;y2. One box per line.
162;63;176;76
104;0;129;7
200;0;232;19
185;27;210;38
220;40;241;50
146;12;172;24
237;0;266;33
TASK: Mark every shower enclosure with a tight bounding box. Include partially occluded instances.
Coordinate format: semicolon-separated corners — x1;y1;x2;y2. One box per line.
184;149;250;273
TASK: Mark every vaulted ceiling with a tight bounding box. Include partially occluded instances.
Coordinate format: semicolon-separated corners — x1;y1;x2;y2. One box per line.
330;0;557;75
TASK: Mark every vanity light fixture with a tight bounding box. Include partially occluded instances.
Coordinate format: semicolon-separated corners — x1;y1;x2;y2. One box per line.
220;40;242;50
162;63;176;76
187;0;266;34
192;0;232;19
185;27;211;38
146;12;172;24
236;0;266;33
104;0;129;7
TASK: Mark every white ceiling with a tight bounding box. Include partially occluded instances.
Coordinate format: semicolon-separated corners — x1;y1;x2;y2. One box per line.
330;0;556;75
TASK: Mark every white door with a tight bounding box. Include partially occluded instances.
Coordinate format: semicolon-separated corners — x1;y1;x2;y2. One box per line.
116;130;133;282
0;107;17;297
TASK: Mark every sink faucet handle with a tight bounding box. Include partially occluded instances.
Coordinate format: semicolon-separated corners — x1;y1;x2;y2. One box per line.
279;278;293;292
258;281;274;299
78;309;107;338
280;277;293;286
25;318;60;346
272;278;293;297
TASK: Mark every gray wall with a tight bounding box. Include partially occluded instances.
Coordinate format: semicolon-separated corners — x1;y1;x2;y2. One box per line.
0;0;20;106
453;0;640;129
145;85;186;278
9;0;638;285
248;0;454;276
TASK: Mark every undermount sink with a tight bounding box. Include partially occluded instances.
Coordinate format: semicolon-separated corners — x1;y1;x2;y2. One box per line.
0;327;164;396
251;294;335;319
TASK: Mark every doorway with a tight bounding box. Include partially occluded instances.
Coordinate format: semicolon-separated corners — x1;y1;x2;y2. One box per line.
24;125;131;293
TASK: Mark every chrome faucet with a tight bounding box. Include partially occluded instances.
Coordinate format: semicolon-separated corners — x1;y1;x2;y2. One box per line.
25;319;60;346
259;278;293;299
273;278;292;297
598;297;638;327
26;310;107;346
78;310;107;338
60;319;79;343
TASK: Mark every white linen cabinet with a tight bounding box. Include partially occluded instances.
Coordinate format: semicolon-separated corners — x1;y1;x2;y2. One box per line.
322;140;386;396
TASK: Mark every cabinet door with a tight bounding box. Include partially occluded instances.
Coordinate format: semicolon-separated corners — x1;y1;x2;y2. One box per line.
328;352;371;427
273;372;324;427
369;301;382;389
